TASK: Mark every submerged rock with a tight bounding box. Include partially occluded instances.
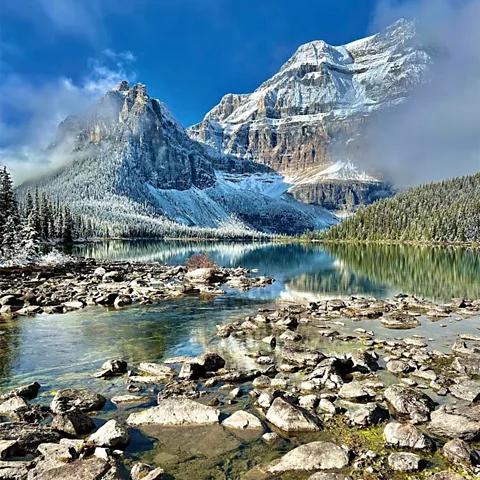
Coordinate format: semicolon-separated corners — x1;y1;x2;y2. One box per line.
127;398;220;426
267;441;349;474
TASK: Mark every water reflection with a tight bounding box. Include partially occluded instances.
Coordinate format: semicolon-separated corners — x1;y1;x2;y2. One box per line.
73;240;480;301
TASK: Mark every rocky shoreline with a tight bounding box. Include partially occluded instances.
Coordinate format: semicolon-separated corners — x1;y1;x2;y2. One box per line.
0;258;274;319
1;268;480;479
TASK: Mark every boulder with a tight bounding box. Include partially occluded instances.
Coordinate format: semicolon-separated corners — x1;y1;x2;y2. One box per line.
51;389;106;414
0;396;29;415
101;359;127;375
384;385;435;422
428;407;480;440
350;350;378;373
386;360;411;374
453;356;480;376
89;420;130;448
267;441;349;474
0;382;41;402
388;452;421;472
51;410;95;436
429;473;468;480
450;380;480;403
282;345;325;367
266;397;322;432
130;463;165;480
384;422;434;450
0;423;61;454
195;352;226;372
338;382;375;402
0;440;17;460
127;398;220;426
442;438;480;466
137;363;176;379
33;457;111;480
348;403;389;427
222;411;263;430
185;268;222;284
381;313;420;329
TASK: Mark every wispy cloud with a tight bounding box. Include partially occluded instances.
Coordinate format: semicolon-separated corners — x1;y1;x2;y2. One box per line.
366;0;480;185
0;50;137;183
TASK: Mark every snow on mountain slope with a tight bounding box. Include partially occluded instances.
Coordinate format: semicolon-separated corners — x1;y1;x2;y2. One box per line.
188;19;431;211
18;82;337;236
286;160;379;185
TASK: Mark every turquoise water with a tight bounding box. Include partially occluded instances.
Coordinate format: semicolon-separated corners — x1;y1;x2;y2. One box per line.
1;241;480;478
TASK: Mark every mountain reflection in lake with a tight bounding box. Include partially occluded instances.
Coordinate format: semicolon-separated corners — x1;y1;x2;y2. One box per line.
73;240;480;302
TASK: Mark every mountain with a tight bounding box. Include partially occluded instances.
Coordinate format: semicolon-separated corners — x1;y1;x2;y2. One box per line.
188;19;433;212
18;82;337;237
322;173;480;244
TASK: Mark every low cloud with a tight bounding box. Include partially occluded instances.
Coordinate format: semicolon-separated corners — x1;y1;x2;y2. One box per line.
366;0;480;186
0;50;136;183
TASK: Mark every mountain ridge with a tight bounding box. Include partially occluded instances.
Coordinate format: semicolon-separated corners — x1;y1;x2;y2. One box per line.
187;19;432;211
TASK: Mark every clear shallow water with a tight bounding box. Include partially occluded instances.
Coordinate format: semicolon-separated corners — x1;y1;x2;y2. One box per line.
1;241;480;478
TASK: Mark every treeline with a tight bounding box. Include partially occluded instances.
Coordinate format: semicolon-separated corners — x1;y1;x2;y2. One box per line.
0;165;86;262
321;173;480;244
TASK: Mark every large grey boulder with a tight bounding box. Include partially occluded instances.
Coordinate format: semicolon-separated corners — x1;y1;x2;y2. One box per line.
127;398;220;426
51;389;106;414
32;457;111;480
51;410;95;436
428;406;480;441
384;385;435;422
185;268;223;284
350;350;378;373
450;380;480;403
267;441;349;474
266;397;322;432
89;420;130;448
442;438;480;466
384;422;433;450
453;356;480;376
0;423;61;455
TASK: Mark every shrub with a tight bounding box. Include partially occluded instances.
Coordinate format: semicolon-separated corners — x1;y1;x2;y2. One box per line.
185;252;217;268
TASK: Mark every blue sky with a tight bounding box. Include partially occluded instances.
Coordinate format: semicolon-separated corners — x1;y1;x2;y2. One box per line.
2;0;381;130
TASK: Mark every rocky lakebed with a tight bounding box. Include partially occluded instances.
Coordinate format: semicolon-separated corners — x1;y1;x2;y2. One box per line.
1;258;480;479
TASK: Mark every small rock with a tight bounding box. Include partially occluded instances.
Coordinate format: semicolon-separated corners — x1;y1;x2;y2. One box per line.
222;411;263;430
266;397;322;432
388;452;421;472
89;420;130;448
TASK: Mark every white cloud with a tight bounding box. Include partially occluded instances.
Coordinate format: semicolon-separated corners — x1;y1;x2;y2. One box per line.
366;0;480;185
0;50;137;183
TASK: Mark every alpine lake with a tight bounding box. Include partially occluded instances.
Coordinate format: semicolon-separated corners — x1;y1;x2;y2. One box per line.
1;241;480;479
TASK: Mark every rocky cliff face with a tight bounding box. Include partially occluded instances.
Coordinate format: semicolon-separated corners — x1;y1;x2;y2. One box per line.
54;80;215;191
19;82;337;236
188;19;432;210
